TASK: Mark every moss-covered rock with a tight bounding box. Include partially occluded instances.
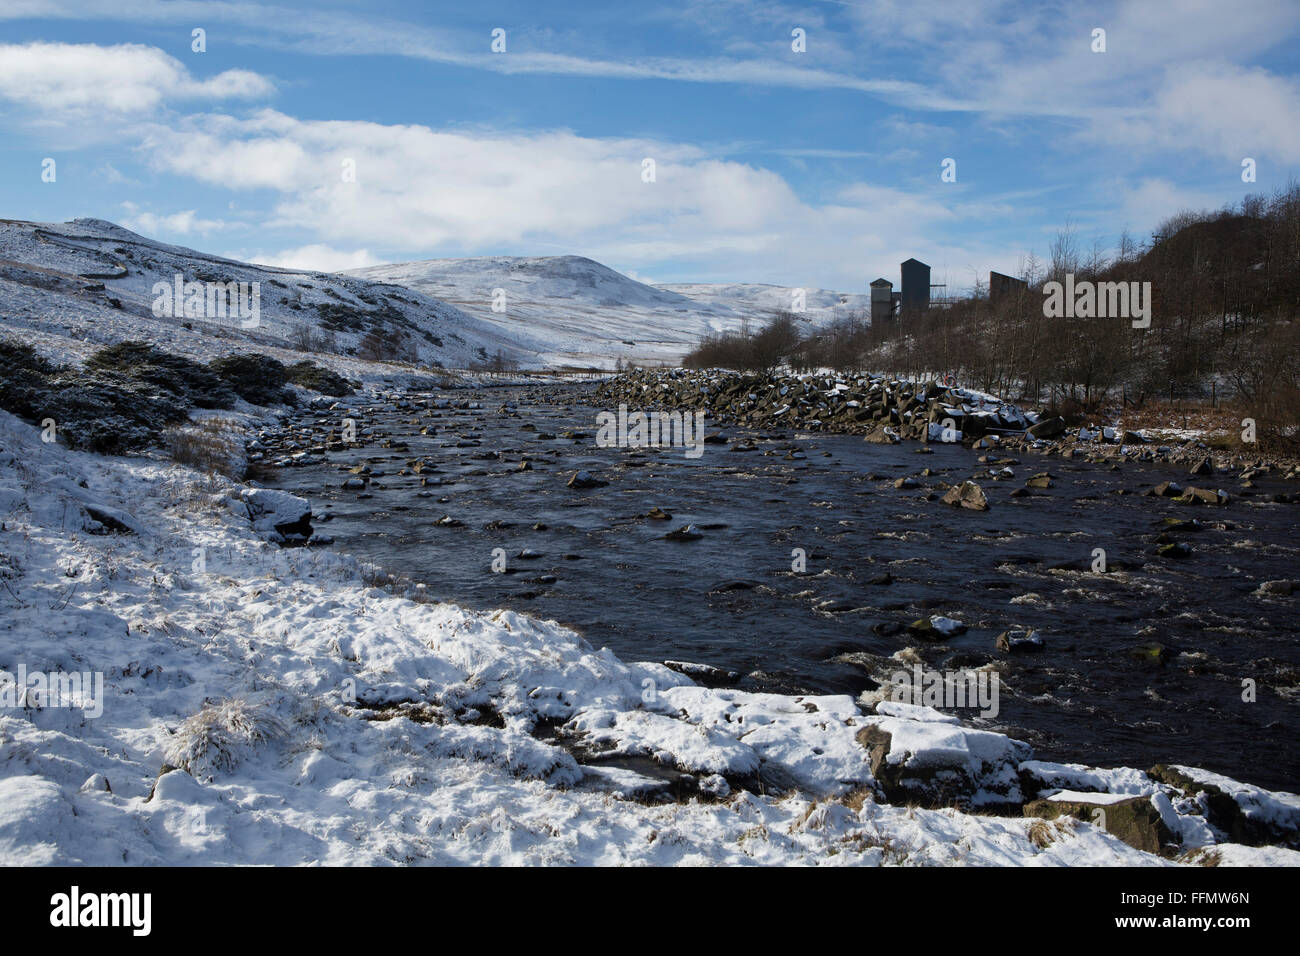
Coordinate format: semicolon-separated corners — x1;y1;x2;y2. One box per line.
1023;794;1176;855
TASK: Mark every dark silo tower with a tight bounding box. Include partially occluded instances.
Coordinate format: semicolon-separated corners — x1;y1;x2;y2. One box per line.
870;278;894;321
899;258;930;314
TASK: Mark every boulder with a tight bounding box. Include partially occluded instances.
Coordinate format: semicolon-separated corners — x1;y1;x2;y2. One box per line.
1024;794;1175;854
1176;487;1229;506
239;487;312;544
1128;642;1169;667
941;481;989;511
1027;416;1066;439
1148;765;1300;849
1147;481;1183;498
996;628;1045;654
857;707;1033;808
907;615;967;640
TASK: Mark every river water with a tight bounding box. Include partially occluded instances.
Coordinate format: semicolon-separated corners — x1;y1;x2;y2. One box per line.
263;383;1300;792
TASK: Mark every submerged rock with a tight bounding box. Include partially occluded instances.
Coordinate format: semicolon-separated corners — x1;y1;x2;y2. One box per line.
567;470;608;489
664;524;703;541
996;628;1045;654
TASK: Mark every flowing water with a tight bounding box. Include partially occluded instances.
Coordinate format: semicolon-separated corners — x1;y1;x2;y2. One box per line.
263;383;1300;792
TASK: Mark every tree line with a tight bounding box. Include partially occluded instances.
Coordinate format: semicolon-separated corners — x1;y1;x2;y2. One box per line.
684;183;1300;451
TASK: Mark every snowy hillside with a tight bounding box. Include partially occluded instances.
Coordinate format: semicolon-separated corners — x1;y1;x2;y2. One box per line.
349;256;866;369
658;282;872;326
0;219;870;375
0;218;524;376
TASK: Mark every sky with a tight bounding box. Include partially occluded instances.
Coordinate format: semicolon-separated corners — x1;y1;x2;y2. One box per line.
1;0;1298;294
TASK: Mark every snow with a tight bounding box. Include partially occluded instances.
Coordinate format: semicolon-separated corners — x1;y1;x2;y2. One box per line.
349;257;867;370
1021;761;1156;796
0;217;527;378
0;405;1295;866
1045;789;1141;805
1168;764;1300;832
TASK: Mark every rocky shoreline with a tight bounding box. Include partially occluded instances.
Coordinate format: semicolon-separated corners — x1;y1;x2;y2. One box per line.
595;368;1300;489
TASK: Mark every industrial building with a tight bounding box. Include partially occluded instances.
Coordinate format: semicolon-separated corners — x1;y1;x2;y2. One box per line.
989;270;1029;303
871;258;947;320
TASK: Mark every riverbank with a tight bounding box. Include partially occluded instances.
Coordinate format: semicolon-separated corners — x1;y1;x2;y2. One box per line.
4;395;1297;863
596;368;1300;479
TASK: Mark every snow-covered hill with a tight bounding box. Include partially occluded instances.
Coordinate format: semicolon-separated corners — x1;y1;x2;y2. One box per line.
349;256;867;369
658;282;871;327
0;219;870;374
0;218;524;377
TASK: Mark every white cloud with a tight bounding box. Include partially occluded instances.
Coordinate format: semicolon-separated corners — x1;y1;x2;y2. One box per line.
241;244;381;272
122;106;1023;290
0;42;273;118
1092;62;1300;164
1112;178;1231;232
118;204;231;236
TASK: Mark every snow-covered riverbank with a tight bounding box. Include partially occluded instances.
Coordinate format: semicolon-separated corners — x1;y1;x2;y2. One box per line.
1;407;1296;866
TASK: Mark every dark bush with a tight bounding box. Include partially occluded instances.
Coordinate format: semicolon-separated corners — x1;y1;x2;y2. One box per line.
0;338;191;453
86;341;236;409
208;353;293;405
285;361;355;396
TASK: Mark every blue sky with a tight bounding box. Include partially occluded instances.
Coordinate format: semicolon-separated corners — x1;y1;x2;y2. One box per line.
2;0;1298;293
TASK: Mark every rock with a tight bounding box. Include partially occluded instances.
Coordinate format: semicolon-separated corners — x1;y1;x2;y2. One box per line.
1156;542;1193;559
1176;487;1229;506
941;481;989;511
894;476;919;489
342;477;367;490
907;615;967;640
646;506;672;520
996;628;1045;654
1190;457;1213;476
1023;794;1175;854
1027;416;1066;439
857;710;1032;809
664;524;703;541
1024;472;1054;489
239;487;312;544
1147;481;1183;498
864;427;901;445
567;470;608;489
435;515;464;527
709;580;755;593
1148;765;1300;849
82;505;142;536
663;660;740;684
1128;642;1169;667
1256;579;1297;596
80;773;111;793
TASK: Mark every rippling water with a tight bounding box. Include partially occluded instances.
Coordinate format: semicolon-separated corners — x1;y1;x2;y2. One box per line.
264;383;1300;791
